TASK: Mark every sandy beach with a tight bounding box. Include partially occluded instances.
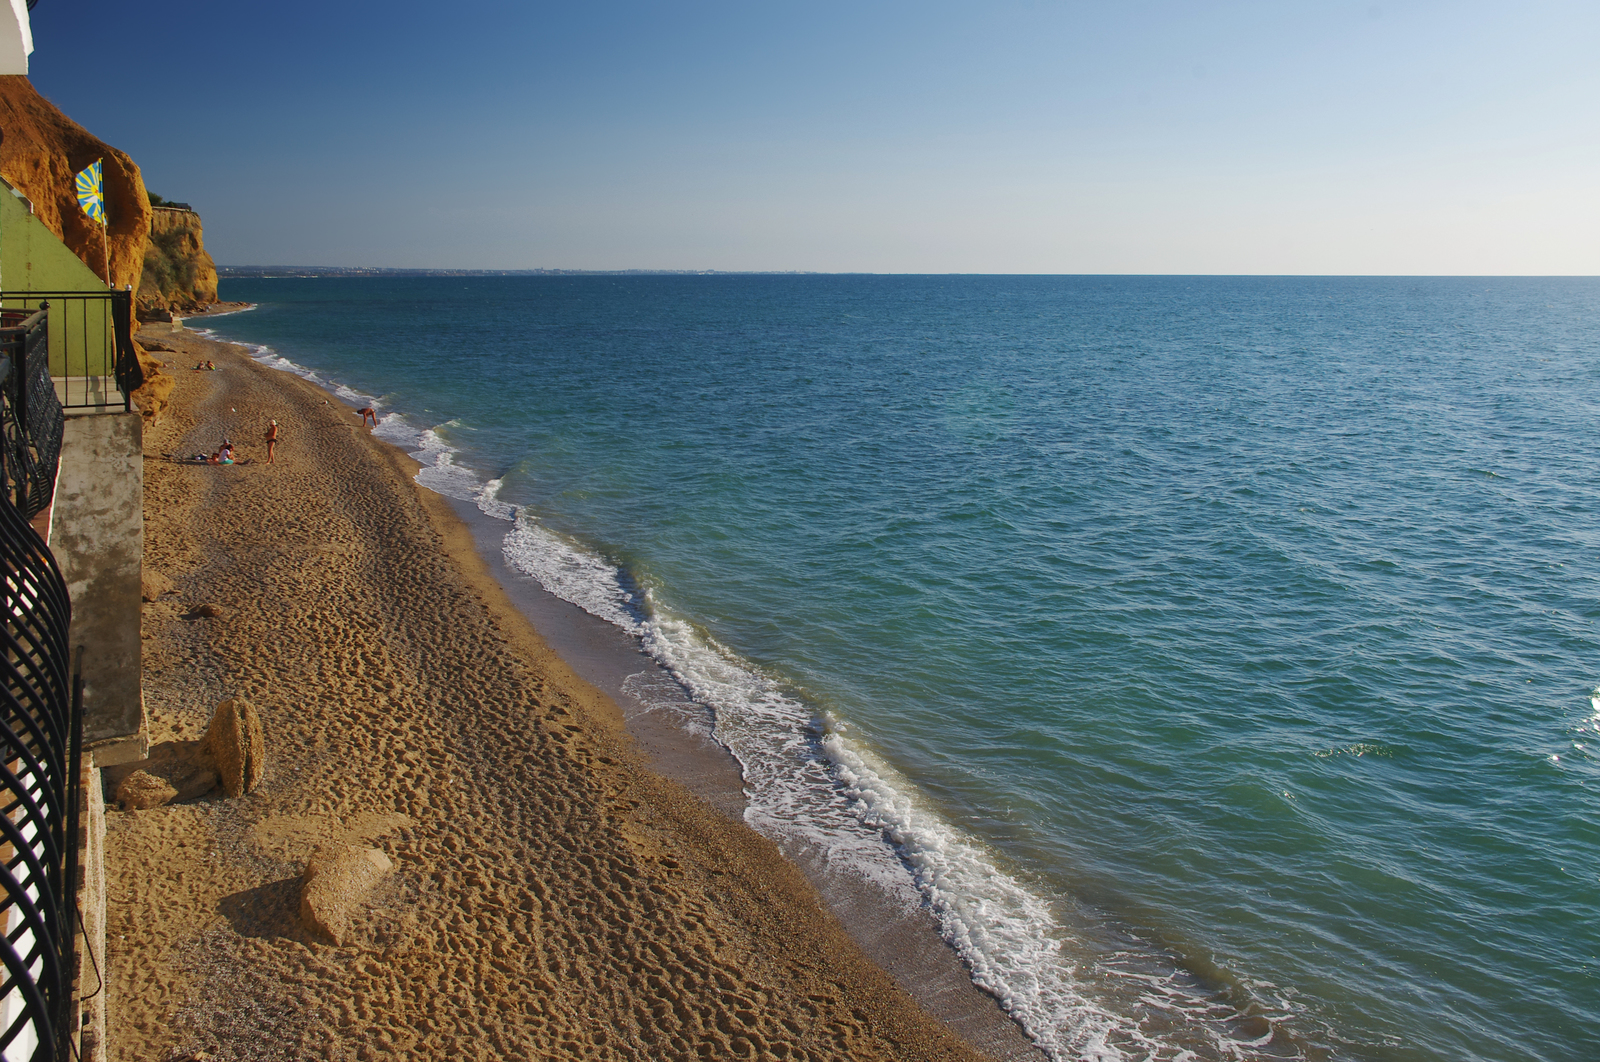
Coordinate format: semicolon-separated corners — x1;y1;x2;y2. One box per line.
112;327;1027;1061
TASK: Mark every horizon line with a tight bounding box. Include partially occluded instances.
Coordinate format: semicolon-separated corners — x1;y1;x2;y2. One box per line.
216;267;1600;279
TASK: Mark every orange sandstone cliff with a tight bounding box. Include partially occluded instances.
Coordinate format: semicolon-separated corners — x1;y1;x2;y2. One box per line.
139;205;219;318
0;75;150;290
0;76;226;420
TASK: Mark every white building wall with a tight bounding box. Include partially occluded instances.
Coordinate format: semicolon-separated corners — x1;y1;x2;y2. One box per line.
0;0;32;75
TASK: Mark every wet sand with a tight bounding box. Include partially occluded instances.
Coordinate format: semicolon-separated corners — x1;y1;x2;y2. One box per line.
112;327;1039;1060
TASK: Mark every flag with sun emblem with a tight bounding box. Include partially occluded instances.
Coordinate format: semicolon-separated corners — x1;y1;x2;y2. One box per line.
75;159;105;225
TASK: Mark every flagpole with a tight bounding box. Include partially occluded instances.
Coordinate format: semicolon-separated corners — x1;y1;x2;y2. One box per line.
99;158;110;287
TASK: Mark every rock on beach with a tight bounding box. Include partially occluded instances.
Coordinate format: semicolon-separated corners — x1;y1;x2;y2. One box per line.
141;568;174;601
114;769;178;810
203;698;265;797
110;740;220;810
299;844;394;945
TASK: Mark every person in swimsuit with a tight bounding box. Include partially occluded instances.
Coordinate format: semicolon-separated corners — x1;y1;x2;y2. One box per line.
265;419;279;464
357;406;378;428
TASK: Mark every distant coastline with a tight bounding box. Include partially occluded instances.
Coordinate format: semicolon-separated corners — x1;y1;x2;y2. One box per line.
219;265;824;279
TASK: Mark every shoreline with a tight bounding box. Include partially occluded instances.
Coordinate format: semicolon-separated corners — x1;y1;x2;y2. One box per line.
197;311;1045;1057
442;495;1042;1061
115;323;1038;1060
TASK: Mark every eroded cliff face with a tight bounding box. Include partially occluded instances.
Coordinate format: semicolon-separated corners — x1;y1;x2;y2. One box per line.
0;76;206;421
139;206;219;317
0;75;150;290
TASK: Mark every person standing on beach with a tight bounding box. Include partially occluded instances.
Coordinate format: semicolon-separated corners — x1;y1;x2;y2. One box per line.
265;419;280;464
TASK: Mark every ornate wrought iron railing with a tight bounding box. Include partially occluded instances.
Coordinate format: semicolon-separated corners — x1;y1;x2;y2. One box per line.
0;311;60;521
0;468;80;1061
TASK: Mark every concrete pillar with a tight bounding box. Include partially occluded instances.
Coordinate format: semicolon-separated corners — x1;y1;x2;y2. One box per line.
50;408;147;764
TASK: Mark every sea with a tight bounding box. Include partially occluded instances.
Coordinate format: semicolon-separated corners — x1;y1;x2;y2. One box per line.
199;274;1599;1062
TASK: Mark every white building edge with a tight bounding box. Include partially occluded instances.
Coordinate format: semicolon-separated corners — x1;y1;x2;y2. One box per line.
0;0;31;76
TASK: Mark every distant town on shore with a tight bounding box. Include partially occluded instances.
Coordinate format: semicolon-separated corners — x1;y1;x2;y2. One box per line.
219;265;824;278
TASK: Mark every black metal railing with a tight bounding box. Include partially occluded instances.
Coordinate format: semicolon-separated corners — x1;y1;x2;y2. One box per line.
0;311;62;521
0;477;81;1062
0;291;142;413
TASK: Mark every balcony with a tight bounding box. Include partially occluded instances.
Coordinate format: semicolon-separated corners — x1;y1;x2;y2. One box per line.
0;290;144;413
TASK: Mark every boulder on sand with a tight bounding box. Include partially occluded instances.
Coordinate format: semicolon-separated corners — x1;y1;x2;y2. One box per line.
115;769;177;810
103;699;264;809
141;568;173;602
203;698;265;797
109;741;220;810
299;844;393;945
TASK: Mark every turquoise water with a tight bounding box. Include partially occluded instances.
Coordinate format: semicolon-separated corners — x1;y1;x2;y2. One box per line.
205;275;1600;1062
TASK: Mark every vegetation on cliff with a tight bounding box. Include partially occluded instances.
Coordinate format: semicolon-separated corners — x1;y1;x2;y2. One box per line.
139;206;218;317
143;219;202;296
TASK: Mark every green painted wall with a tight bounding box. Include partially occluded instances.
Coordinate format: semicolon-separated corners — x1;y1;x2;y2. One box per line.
0;178;115;379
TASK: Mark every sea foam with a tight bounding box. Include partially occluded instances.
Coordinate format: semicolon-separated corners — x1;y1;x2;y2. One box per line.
497;511;1219;1062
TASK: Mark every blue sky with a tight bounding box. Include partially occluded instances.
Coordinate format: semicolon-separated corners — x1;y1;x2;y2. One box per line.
25;1;1600;273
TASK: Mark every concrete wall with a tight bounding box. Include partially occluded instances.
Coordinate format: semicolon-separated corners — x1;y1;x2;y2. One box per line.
73;763;107;1062
0;176;116;379
50;409;145;761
